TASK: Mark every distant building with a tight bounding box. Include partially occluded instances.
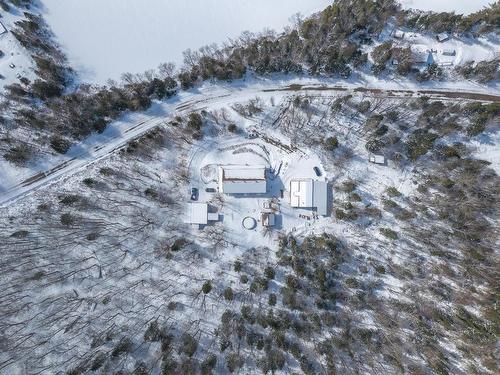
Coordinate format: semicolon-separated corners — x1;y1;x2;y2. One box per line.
261;212;276;227
289;179;329;216
409;44;437;66
393;30;405;39
186;203;218;227
369;154;386;165
218;165;267;194
436;33;450;42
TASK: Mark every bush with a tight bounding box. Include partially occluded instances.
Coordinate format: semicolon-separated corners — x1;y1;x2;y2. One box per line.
371;41;393;72
59;195;80;206
406;129;439;161
50;136;72;154
201;354;217;375
133;361;148;375
325;136;339;151
224;287;234;301
380;228;398;240
226;353;243;373
466;121;486;137
90;352;106;371
3;144;32;166
350;193;362;202
386;187;401;197
341;180;357;192
202;281;212;294
179;333;198;357
10;230;29;238
187;112;203;131
392;47;412;75
60;213;75;227
227;123;237;133
264;266;276;280
234;261;242;272
365;138;385;153
82;178;96;187
144;321;163;342
416;63;443;82
111;337;133;358
358;100;371;113
268;293;277;306
171;238;188;252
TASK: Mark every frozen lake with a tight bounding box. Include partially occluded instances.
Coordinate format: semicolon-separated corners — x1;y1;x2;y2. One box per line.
41;0;494;84
41;0;331;83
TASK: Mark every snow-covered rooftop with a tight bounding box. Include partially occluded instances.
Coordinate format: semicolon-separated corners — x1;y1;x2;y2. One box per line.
218;165;267;194
290;179;329;216
290;179;313;208
186;202;208;225
221;165;266;181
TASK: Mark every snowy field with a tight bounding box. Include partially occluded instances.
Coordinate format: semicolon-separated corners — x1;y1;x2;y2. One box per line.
0;11;36;88
40;0;495;84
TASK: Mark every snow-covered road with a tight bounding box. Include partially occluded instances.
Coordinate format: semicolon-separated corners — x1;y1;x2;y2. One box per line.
1;80;499;207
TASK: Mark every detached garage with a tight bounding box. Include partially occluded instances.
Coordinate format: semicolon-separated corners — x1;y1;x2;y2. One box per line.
289;179;329;216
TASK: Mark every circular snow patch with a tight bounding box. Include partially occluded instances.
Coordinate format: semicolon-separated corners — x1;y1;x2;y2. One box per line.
242;217;257;230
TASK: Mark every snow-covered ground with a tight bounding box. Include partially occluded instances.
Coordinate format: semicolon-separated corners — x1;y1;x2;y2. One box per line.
41;0;331;83
0;65;497;374
0;10;36;89
2;74;498;207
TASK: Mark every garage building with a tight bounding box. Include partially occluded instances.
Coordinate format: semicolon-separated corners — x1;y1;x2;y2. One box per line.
289;179;329;216
218;165;267;194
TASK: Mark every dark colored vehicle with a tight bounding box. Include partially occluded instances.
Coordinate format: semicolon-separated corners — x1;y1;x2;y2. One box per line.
190;188;199;201
313;167;322;177
205;188;216;193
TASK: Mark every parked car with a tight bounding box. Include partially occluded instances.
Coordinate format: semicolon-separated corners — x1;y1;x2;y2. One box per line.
190;187;199;201
205;187;216;193
245;132;258;139
313;166;322;177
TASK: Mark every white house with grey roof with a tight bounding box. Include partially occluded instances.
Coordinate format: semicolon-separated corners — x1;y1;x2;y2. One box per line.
218;165;267;194
185;203;219;228
289;179;329;216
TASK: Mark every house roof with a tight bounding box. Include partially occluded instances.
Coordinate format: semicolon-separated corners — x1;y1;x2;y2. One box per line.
313;181;328;216
290;179;329;216
219;166;267;194
187;203;208;225
262;213;275;227
222;165;266;181
290;179;313;208
437;32;450;41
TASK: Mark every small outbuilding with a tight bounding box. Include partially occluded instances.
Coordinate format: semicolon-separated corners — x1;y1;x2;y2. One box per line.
261;212;276;227
186;203;218;227
436;33;450;42
369;154;386;165
442;49;456;56
393;30;405;39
